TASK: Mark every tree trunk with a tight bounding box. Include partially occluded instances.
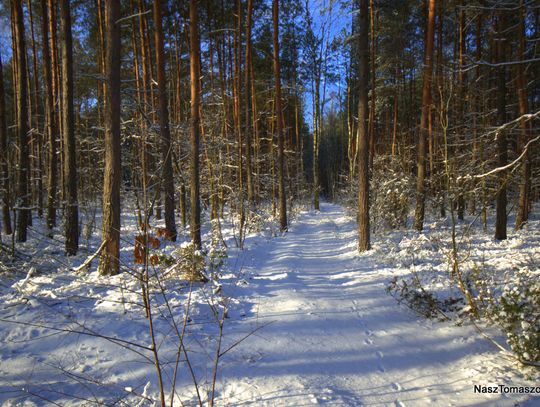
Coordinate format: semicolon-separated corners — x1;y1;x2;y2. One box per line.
137;0;151;212
99;0;122;275
494;12;507;241
41;0;57;232
391;88;398;157
189;0;202;249
456;1;465;221
368;0;376;167
27;0;43;218
272;0;288;232
515;0;531;230
153;0;177;241
0;53;11;235
48;0;61;214
357;0;370;251
13;0;30;242
97;0;106;119
313;76;320;210
60;0;79;255
414;0;436;231
244;0;255;204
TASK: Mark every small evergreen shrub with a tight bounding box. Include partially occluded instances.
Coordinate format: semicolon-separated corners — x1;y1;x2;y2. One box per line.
386;276;464;320
164;242;208;282
207;219;228;277
476;267;540;363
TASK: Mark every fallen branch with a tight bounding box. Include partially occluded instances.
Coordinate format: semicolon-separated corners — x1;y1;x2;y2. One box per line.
72;240;108;273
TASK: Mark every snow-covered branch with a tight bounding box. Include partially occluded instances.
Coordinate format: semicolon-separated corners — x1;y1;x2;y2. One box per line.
465;134;540;180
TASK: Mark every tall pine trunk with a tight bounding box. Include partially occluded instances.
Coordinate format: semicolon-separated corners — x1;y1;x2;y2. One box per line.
414;0;436;231
13;0;30;242
0;54;11;235
27;0;43;218
60;0;79;255
99;0;122;275
272;0;287;232
189;0;202;249
357;0;370;251
313;76;320;210
153;0;177;241
41;0;57;232
494;12;507;241
515;0;531;230
244;0;255;204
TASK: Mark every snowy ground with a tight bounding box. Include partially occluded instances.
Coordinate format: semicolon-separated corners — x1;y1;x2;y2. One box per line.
0;202;538;406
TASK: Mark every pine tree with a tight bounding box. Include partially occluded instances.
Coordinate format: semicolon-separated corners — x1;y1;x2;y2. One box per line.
189;0;202;249
357;0;370;251
414;0;436;231
60;0;79;255
99;0;122;275
153;0;177;241
273;0;288;232
0;53;11;236
12;0;30;242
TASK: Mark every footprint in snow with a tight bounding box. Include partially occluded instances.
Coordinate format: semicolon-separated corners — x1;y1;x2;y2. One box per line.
364;337;373;345
391;382;402;391
375;350;385;372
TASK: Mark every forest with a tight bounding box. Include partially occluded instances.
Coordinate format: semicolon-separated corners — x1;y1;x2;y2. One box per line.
0;0;539;405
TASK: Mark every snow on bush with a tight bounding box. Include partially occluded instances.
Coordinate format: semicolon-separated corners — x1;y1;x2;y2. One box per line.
386;217;540;366
371;156;413;231
163;241;208;282
475;266;540;363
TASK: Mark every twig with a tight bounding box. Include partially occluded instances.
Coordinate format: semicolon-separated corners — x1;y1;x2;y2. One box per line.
219;321;274;357
464;134;540;180
0;318;152;352
470;319;540;368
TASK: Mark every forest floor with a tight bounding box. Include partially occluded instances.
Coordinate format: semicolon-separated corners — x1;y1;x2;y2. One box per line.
0;202;538;406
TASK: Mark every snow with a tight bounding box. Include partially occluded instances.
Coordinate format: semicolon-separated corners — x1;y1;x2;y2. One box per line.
0;202;538;406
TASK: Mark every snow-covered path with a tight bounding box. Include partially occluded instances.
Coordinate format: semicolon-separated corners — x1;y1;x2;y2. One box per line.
217;203;537;406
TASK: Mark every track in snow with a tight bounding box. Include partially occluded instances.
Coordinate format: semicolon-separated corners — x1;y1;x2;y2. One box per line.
216;203;537;406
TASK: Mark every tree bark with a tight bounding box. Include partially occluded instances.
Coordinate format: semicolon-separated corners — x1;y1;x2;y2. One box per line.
99;0;122;275
357;0;370;251
414;0;436;231
272;0;288;231
189;0;202;249
13;0;30;242
244;0;255;204
48;0;62;212
494;12;507;241
456;1;465;221
515;0;531;230
0;53;11;235
368;0;376;167
97;0;106;118
313;76;320;210
41;0;57;232
60;0;79;255
26;0;43;218
153;0;177;241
